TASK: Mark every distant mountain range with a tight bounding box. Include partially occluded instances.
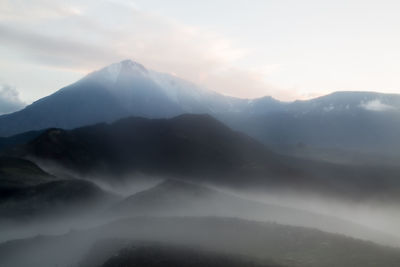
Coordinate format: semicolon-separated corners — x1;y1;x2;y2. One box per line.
222;91;400;155
0;59;399;156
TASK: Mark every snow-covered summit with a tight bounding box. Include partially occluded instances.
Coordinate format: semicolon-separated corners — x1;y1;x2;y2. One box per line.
86;59;229;112
94;59;149;82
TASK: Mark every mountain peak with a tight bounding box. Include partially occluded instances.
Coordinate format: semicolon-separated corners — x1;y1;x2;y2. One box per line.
98;59;148;82
119;59;147;71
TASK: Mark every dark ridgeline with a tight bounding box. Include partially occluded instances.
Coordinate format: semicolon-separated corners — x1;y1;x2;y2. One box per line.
9;114;400;203
14;114;297;184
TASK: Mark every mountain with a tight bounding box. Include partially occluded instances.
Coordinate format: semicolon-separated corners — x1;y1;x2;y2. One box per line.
1;60;399;158
0;60;241;137
10;114;400;202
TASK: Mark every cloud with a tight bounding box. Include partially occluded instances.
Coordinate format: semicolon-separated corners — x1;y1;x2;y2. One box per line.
0;0;70;21
0;84;25;115
0;0;282;100
0;23;119;70
359;99;397;112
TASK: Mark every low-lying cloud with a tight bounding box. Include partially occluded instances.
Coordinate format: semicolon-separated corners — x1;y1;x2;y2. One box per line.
359;99;397;112
0;84;25;115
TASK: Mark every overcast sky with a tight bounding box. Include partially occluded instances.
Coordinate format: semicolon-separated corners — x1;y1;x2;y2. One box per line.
1;0;400;106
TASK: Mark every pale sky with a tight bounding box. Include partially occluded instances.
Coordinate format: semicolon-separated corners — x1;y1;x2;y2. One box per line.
1;0;400;110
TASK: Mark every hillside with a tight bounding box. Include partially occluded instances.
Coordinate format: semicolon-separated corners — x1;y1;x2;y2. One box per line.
110;179;400;246
0;157;54;189
1;216;400;267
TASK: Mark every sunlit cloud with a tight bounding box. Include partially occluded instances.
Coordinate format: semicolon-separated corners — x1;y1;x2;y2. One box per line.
0;0;283;101
0;0;81;21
